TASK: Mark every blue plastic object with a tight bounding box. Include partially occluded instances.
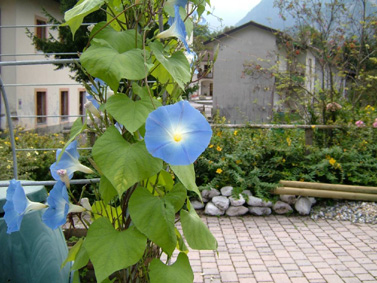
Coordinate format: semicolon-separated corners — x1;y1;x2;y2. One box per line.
0;182;71;283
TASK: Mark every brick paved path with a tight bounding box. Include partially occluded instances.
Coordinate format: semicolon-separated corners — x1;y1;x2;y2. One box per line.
190;215;377;283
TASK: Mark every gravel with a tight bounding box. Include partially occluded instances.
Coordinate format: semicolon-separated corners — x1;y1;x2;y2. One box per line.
310;200;377;224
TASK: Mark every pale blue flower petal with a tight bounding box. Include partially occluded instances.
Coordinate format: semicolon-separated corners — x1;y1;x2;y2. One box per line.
86;94;100;109
158;5;190;52
169;0;187;8
50;140;84;180
42;181;70;230
3;179;28;234
145;101;212;165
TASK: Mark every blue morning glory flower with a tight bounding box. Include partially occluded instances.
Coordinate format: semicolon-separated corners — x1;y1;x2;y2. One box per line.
166;0;187;8
157;5;190;52
3;179;47;234
145;101;212;165
42;181;86;230
86;94;100;109
85;94;101;118
50;140;93;187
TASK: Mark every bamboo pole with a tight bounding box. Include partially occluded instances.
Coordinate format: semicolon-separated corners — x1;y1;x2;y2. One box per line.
274;187;377;201
279;181;377;194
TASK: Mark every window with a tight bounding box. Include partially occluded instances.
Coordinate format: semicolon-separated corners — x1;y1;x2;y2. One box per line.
79;90;86;123
60;90;69;121
36;91;47;124
35;17;47;46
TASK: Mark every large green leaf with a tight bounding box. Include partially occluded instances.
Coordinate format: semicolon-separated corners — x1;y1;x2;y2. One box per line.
71;245;89;271
150;41;191;89
92;127;162;196
129;186;176;256
171;164;201;199
165;183;187;213
83;217;147;283
105;91;157;133
81;47;147;91
90;25;142;52
61;238;84;269
99;175;118;204
149;253;193;283
64;0;106;38
180;200;218;250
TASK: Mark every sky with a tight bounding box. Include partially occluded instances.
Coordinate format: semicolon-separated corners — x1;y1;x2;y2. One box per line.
204;0;262;31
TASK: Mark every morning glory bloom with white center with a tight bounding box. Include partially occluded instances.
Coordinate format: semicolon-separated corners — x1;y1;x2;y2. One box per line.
3;179;47;234
145;101;212;165
42;181;86;230
85;94;101;118
50;140;93;187
156;5;190;52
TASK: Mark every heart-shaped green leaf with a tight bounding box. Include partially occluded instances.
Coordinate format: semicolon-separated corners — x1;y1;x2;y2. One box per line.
84;217;147;283
149;253;193;283
64;0;106;38
81;47;147;91
105;94;156;133
180;200;218;250
165;183;187;213
171;164;201;199
99;175;118;204
129;186;176;256
92;127;163;196
150;41;191;90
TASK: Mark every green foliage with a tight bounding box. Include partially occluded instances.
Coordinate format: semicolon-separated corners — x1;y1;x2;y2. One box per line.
195;125;377;199
0;128;65;181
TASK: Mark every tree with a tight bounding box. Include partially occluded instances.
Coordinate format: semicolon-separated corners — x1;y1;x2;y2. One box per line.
28;0;105;82
245;0;377;124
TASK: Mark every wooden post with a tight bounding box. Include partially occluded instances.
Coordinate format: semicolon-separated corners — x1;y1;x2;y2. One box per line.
274;187;377;202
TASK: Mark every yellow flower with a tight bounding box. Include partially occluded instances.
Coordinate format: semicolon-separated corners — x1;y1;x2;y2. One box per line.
233;130;238;136
282;158;286;163
286;137;292;147
236;160;241;164
216;146;222;152
208;160;213;164
7;165;11;169
209;144;214;148
216;131;222;137
216;168;223;174
15;137;19;141
311;125;316;129
60;141;65;145
329;158;336;166
27;152;31;157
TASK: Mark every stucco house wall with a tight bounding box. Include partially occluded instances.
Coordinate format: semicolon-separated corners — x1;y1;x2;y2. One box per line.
207;23;279;124
0;0;83;132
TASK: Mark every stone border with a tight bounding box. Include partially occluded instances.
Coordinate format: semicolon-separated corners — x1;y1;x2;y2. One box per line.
192;186;316;216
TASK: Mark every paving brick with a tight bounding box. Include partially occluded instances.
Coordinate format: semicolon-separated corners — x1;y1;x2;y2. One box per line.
220;271;238;282
271;273;291;283
254;271;273;281
191;216;377;283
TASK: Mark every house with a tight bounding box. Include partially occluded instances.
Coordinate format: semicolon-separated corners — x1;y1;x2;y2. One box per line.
202;20;343;124
0;0;85;133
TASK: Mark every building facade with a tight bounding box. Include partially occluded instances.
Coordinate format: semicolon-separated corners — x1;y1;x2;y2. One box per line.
0;0;85;133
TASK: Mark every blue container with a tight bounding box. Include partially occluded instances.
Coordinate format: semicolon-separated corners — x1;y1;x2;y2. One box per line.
0;182;71;283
